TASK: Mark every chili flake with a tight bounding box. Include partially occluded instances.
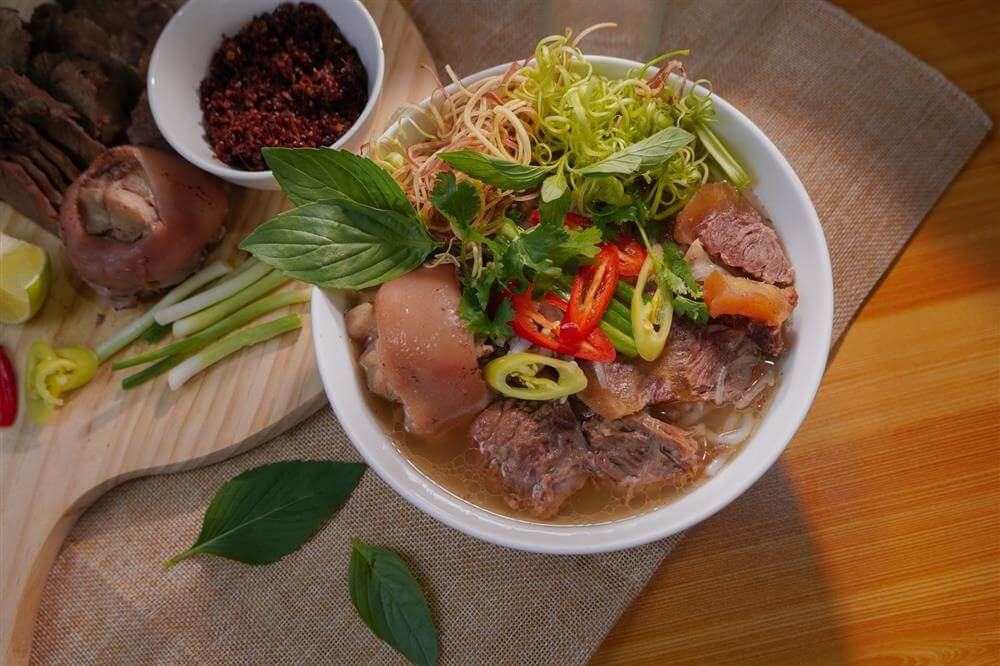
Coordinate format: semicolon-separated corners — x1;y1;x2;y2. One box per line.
198;2;369;171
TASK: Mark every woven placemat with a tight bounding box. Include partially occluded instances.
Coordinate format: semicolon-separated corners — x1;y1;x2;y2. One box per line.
31;1;990;664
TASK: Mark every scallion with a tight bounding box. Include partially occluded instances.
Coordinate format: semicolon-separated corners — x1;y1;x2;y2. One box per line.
113;289;310;370
693;120;750;189
171;270;290;337
167;314;303;390
94;261;232;363
154;260;272;326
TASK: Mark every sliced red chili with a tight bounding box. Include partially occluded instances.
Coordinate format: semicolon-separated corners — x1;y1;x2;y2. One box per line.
610;234;646;277
561;245;619;347
0;346;16;427
508;290;616;362
527;209;591;229
510;290;564;353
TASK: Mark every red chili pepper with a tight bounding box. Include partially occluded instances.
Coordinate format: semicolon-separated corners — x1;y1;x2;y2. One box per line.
610;234;647;277
0;346;17;427
509;290;615;362
527;209;591;229
561;245;619;348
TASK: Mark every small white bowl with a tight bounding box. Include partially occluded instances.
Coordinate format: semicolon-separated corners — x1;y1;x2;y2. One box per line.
312;57;834;554
147;0;385;189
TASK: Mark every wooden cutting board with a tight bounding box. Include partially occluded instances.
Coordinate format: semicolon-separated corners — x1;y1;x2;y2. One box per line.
0;1;435;661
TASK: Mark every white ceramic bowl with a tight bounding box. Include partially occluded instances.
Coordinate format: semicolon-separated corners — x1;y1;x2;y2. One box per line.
147;0;385;189
312;57;834;554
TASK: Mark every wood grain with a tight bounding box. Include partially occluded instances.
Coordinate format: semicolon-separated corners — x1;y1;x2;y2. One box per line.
592;0;1000;663
0;1;435;662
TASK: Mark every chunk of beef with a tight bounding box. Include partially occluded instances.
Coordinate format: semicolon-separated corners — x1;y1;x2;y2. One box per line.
0;159;59;233
583;412;704;498
670;322;770;405
579;321;771;419
472;399;590;518
675;181;794;286
0;64;105;164
0;8;30;73
578;358;676;420
355;266;492;436
30;53;126;143
715;315;784;356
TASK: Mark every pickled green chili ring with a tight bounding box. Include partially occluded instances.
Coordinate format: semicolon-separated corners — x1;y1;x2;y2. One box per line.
631;245;673;361
484;352;587;400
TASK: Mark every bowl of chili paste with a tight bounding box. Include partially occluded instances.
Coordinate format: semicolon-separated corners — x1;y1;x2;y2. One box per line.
148;0;385;188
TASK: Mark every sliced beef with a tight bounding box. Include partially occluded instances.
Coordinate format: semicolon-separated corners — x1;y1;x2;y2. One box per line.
0;64;105;164
1;110;79;188
2;150;62;208
675;181;794;286
0;8;30;73
0;159;59;233
126;90;166;148
352;266;492;437
30;53;126;143
472;399;590;518
28;4;141;100
583;412;704;499
579;321;771;419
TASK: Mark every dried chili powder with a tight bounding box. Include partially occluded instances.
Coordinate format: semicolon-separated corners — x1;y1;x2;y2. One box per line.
199;2;368;171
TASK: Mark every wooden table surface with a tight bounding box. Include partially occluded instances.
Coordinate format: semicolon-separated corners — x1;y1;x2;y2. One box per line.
593;1;1000;663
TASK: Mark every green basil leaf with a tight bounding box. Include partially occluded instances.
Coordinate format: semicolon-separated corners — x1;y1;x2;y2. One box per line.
429;172;480;238
165;461;365;568
262;147;414;216
540;172;567;203
240;199;435;289
349;541;438;666
439;151;551;190
578;127;694;178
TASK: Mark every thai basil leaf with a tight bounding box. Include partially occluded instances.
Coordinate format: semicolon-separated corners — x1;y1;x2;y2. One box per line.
165;461;365;568
240;199;435;289
578;127;694;178
439;151;550;190
262;147;414;216
349;541;438;666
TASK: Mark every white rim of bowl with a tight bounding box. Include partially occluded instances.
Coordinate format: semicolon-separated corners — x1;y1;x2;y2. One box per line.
147;0;385;183
313;56;834;554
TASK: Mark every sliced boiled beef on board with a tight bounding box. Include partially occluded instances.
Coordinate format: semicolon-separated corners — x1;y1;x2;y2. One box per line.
472;399;591;519
0;64;105;165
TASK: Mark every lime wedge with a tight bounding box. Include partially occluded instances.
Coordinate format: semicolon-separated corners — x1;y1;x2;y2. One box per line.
0;232;52;324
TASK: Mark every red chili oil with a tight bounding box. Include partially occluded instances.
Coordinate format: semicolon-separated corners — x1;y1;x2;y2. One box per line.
199;2;368;171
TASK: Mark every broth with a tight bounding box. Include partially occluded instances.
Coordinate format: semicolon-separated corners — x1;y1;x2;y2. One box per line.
358;345;778;525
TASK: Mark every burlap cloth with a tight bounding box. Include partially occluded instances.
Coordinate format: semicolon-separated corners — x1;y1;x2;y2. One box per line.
30;1;990;664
